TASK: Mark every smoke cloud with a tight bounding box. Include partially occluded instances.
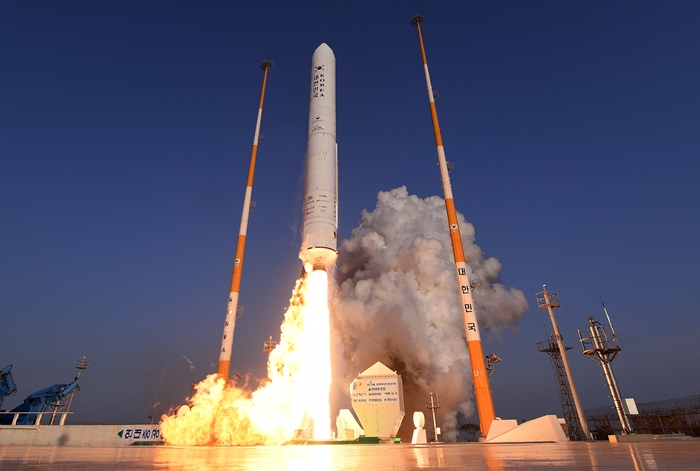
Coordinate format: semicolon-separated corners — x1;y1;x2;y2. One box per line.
331;186;529;441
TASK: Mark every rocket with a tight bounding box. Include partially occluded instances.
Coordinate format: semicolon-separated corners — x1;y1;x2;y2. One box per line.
301;43;338;272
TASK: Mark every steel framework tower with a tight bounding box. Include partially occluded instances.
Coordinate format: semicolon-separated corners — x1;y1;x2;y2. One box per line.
536;285;592;440
578;301;634;434
410;12;496;438
425;390;441;443
537;336;587;441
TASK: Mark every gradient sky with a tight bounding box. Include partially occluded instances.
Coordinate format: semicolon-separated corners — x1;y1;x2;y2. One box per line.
2;1;699;426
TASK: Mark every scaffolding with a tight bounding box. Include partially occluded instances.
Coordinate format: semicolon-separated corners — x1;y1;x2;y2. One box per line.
537;335;587;441
425;390;441;443
578;307;633;434
485;354;501;376
536;285;590;440
263;336;277;355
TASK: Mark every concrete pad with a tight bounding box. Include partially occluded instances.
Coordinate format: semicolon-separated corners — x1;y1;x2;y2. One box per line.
2;441;700;470
487;415;568;443
484;419;518;441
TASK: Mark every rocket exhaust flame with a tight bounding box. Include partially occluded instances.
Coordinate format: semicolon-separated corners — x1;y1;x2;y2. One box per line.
161;44;336;445
299;270;332;440
161;271;333;445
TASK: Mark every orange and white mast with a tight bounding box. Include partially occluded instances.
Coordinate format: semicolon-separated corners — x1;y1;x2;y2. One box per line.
217;59;273;381
410;14;496;437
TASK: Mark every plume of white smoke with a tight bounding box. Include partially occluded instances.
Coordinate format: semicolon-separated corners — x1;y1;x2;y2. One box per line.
331;186;529;441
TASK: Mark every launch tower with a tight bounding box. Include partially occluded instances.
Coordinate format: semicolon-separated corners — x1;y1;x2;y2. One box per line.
537;335;587;441
410;12;496;437
578;302;634;434
536;286;592;440
217;59;273;381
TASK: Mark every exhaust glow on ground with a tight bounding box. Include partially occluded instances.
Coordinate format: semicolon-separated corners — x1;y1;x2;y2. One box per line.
160;270;332;445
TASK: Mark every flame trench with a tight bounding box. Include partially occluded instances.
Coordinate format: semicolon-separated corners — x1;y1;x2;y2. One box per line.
161;270;332;445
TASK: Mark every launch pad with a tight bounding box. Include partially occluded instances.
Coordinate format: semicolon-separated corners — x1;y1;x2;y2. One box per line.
2;441;699;470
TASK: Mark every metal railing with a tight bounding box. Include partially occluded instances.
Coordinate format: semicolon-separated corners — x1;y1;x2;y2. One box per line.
0;410;73;426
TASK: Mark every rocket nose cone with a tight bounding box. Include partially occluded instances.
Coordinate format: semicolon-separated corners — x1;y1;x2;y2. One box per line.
313;43;335;58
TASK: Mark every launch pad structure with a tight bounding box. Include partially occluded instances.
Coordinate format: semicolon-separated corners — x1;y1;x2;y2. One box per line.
536;286;592;440
538;336;588;441
425;390;441;443
217;59;273;382
410;13;496;437
4;441;700;470
578;302;634;435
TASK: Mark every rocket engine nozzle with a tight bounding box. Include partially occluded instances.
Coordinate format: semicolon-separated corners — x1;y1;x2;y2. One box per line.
301;246;337;274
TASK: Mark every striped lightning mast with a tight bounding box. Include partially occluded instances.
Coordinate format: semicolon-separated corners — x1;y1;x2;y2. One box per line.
410;13;496;437
217;58;273;381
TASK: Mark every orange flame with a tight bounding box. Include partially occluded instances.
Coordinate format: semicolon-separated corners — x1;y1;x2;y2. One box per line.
161;270;332;445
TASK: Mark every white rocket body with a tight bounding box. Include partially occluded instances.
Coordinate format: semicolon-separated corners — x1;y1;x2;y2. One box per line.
302;43;338;271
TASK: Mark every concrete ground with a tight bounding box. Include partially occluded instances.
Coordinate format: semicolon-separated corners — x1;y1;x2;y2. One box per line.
1;441;699;470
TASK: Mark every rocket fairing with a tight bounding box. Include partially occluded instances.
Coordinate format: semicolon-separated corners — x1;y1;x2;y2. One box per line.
301;43;338;272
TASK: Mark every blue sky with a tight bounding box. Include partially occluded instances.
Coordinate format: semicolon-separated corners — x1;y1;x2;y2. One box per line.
1;1;698;425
